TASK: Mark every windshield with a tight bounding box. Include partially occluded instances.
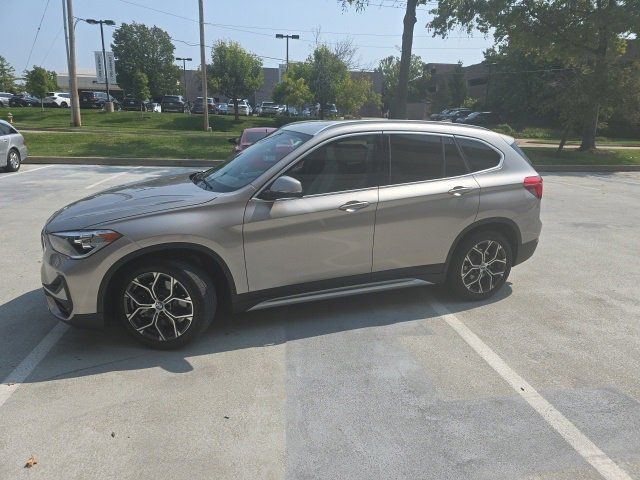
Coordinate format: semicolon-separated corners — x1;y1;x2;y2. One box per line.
200;129;312;193
164;96;180;101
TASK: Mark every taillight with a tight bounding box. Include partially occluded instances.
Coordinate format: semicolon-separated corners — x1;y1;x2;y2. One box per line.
524;175;543;199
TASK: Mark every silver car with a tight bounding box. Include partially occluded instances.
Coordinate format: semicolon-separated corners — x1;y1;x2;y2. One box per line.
41;120;542;348
1;120;28;172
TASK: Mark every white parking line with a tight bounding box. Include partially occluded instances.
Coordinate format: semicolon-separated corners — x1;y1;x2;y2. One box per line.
0;323;68;409
0;164;54;181
85;167;140;189
431;301;634;480
545;179;602;191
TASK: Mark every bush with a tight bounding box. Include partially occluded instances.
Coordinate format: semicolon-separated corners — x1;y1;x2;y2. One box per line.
493;123;515;135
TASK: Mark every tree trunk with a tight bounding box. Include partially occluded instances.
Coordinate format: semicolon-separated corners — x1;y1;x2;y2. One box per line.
579;102;599;151
233;96;239;121
391;0;417;119
557;124;571;152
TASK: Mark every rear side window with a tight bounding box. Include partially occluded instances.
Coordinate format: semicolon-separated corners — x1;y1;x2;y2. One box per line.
0;123;12;135
443;137;468;177
456;137;501;172
389;134;443;184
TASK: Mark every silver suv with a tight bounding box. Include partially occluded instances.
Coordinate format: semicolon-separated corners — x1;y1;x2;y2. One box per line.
41;120;542;348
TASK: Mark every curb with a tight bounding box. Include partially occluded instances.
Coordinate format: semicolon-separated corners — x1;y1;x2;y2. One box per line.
24;156;640;172
25;156;223;168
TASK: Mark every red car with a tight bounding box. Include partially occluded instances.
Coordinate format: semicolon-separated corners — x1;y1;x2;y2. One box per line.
231;127;277;153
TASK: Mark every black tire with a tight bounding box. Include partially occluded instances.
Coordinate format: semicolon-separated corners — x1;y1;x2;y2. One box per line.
117;260;217;349
446;231;513;301
60;101;68;108
5;148;20;172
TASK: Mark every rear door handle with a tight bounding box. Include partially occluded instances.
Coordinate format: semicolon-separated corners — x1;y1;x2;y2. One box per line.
339;200;370;213
448;186;475;196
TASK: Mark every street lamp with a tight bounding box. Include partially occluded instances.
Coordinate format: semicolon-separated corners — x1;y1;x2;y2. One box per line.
275;33;299;70
175;57;192;101
85;19;116;110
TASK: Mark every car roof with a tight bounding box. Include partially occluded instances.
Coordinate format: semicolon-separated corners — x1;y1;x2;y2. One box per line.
243;127;277;133
283;119;492;137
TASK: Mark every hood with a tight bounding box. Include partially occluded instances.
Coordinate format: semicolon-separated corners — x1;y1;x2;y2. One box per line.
45;172;217;231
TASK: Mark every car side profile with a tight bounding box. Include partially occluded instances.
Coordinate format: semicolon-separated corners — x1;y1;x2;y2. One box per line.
0;119;28;172
41;120;542;349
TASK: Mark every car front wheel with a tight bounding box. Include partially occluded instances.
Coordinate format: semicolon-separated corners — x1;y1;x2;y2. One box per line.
5;149;20;172
447;231;512;301
118;260;217;349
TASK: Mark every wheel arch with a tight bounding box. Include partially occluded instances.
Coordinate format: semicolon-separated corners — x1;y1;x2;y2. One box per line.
444;218;522;273
98;242;237;319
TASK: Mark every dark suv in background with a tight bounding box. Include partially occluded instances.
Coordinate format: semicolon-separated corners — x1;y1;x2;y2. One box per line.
79;91;121;110
161;95;187;113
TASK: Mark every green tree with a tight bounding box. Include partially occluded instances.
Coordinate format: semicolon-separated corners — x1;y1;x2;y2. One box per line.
209;40;263;120
375;54;428;109
131;70;151;117
336;75;381;117
272;74;313;113
24;66;57;109
343;0;427;118
447;61;467;107
111;23;180;99
0;56;16;93
429;0;640;150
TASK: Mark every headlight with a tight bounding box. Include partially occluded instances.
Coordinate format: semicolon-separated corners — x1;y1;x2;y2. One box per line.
47;230;122;259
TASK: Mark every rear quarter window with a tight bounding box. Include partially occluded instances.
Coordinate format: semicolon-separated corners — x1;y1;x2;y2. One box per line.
456;137;501;172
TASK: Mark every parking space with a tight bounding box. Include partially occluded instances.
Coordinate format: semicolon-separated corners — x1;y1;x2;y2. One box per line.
1;165;639;479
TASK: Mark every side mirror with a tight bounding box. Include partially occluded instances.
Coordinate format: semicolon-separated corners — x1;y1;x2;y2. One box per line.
228;137;238;145
260;176;303;200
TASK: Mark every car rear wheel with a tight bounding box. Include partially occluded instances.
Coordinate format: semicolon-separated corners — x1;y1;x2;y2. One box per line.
118;260;217;349
447;231;512;301
60;102;68;108
5;149;20;172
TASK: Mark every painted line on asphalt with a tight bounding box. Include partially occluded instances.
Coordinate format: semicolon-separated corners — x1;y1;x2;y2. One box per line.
85;167;140;189
432;301;633;480
0;323;69;409
0;164;54;181
545;179;602;191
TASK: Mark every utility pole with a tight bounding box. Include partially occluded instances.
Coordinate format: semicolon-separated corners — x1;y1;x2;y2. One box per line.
65;0;81;126
175;57;192;100
86;19;115;111
275;33;299;71
198;0;209;131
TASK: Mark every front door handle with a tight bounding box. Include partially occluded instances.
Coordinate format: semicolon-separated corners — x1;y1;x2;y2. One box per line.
448;186;475;197
339;200;370;213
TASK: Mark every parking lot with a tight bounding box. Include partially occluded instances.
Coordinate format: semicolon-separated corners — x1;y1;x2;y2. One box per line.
1;164;639;479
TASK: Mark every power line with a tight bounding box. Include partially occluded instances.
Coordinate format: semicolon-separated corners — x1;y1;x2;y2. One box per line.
170;36;285;62
39;25;64;67
24;0;52;71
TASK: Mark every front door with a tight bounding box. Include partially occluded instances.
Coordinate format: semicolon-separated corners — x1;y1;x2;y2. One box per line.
373;133;481;273
243;133;385;292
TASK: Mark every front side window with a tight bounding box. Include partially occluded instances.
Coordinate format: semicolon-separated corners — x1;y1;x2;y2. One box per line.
456;137;501;172
0;123;11;135
389;134;444;184
285;134;385;196
200;129;311;193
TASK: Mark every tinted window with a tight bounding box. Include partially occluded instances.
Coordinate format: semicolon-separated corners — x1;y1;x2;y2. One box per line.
286;135;384;196
0;123;12;135
443;137;468;177
456;137;501;172
389;134;444;184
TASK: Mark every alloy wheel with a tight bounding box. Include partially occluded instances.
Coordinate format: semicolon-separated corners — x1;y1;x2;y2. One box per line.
8;151;19;169
460;240;507;294
123;272;194;341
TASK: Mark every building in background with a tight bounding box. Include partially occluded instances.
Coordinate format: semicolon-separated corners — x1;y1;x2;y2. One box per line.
56;68;122;95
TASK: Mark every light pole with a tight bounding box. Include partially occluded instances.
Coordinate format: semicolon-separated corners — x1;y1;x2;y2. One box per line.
275;33;299;71
85;19;115;110
175;57;192;101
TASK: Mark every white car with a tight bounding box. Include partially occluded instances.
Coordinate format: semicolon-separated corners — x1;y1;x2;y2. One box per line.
227;99;251;116
0;92;13;107
145;102;162;113
43;92;71;108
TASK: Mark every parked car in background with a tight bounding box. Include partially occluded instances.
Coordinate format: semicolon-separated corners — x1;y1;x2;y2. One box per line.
301;106;312;117
0;92;13;107
456;111;502;127
441;108;471;122
227;99;251;116
258;101;279;117
229;127;277;153
160;95;187;113
145;102;161;113
192;97;217;114
0;119;28;172
323;103;338;117
43;92;71;108
430;109;453;121
79;91;121;110
216;102;229;115
40;119;541;348
9;93;40;107
123;95;148;111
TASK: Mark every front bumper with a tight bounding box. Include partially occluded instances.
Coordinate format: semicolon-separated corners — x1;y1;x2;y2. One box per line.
42;276;104;329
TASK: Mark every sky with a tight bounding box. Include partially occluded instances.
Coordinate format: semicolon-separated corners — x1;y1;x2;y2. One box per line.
2;0;495;77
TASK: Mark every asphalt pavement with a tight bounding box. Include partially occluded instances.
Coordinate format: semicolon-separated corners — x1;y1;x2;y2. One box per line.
1;165;639;479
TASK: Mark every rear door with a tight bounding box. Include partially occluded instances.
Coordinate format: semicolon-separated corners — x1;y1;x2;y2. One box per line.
0;123;10;162
373;133;480;273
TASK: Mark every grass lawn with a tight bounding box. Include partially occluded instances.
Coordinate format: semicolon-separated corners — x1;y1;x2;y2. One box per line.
523;147;640;166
